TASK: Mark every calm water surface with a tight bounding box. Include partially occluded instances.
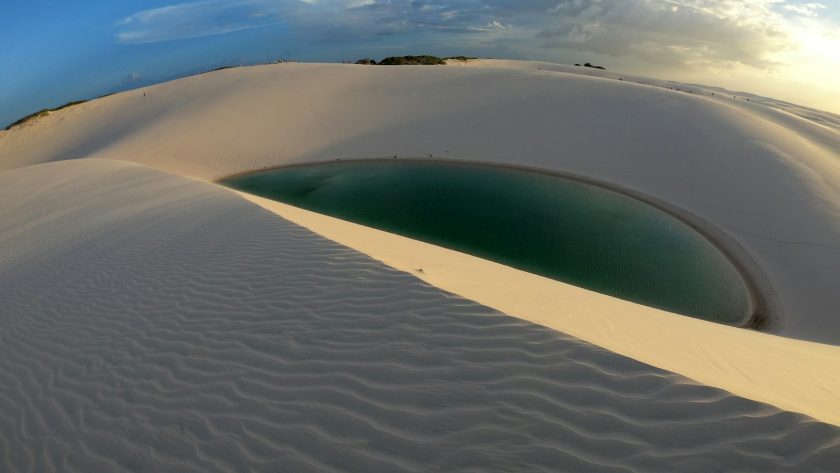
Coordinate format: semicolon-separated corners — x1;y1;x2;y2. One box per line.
221;160;752;324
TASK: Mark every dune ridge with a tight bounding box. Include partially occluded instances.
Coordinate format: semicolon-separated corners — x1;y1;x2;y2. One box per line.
1;159;839;472
0;61;838;343
236;190;840;428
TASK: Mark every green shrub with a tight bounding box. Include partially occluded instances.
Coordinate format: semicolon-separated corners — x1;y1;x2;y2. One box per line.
378;55;446;65
5;100;88;130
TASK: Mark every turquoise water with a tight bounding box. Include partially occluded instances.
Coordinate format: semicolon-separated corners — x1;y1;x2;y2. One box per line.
221;160;752;324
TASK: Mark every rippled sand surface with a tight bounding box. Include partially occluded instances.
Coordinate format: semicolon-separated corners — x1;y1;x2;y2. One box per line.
1;159;839;472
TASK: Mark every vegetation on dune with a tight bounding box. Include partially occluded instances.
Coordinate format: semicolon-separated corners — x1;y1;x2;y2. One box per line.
377;55;447;65
193;65;240;76
355;55;477;66
575;62;606;70
5;100;88;131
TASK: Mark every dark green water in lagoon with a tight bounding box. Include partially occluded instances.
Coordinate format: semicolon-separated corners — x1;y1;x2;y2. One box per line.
221;160;753;325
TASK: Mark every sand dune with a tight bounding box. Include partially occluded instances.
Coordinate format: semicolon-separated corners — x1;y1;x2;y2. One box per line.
445;58;840;133
2;60;840;470
1;159;839;472
0;61;838;344
238;191;840;428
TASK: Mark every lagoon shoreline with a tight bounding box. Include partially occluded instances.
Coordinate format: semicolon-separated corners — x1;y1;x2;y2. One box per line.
220;156;771;330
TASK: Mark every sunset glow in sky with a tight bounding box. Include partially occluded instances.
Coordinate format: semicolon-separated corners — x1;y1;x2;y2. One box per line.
2;0;839;126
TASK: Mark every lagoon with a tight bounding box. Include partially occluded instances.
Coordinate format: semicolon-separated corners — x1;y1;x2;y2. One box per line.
221;160;753;325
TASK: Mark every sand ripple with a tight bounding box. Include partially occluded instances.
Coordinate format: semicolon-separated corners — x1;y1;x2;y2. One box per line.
0;159;839;472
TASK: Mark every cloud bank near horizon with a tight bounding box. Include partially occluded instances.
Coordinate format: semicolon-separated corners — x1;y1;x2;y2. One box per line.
115;1;285;44
114;0;837;73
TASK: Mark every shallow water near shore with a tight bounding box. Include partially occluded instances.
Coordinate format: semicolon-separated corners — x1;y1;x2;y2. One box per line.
221;160;752;324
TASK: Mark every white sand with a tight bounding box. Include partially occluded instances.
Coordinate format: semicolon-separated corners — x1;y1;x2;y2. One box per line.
236;191;840;427
445;59;840;130
1;60;840;467
1;61;838;342
0;158;838;472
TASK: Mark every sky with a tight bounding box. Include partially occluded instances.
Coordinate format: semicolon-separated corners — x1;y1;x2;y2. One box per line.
2;0;840;127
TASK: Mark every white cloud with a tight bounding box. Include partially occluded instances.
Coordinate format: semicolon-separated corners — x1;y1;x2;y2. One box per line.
536;0;804;70
345;0;377;9
471;20;511;31
113;0;840;84
115;0;283;44
783;2;826;17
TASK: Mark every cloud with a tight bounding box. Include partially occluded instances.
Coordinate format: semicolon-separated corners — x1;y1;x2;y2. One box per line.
115;0;284;44
122;72;142;83
113;0;838;77
471;20;511;32
783;2;826;17
115;0;526;46
345;0;377;9
535;0;797;70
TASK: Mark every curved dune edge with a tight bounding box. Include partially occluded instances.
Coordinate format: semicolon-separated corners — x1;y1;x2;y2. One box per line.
223;157;773;329
232;189;840;427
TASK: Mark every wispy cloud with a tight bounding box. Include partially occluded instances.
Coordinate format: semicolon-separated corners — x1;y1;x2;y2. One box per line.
115;0;524;45
783;2;826;17
115;0;283;44
122;72;142;83
113;0;838;78
471;20;511;32
533;0;801;70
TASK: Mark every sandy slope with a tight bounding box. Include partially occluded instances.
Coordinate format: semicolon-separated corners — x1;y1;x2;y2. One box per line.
237;192;840;428
0;61;838;344
446;59;840;133
1;159;839;472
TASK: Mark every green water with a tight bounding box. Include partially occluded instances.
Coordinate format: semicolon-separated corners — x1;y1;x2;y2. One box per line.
221;160;752;324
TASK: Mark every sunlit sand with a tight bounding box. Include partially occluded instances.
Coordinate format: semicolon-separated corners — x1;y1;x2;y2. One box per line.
2;60;839;470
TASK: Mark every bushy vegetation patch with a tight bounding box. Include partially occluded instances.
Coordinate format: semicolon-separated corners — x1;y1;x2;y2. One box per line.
5;100;88;130
377;55;446;65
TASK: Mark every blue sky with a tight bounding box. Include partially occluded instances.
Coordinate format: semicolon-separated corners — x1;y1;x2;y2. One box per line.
2;0;840;127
